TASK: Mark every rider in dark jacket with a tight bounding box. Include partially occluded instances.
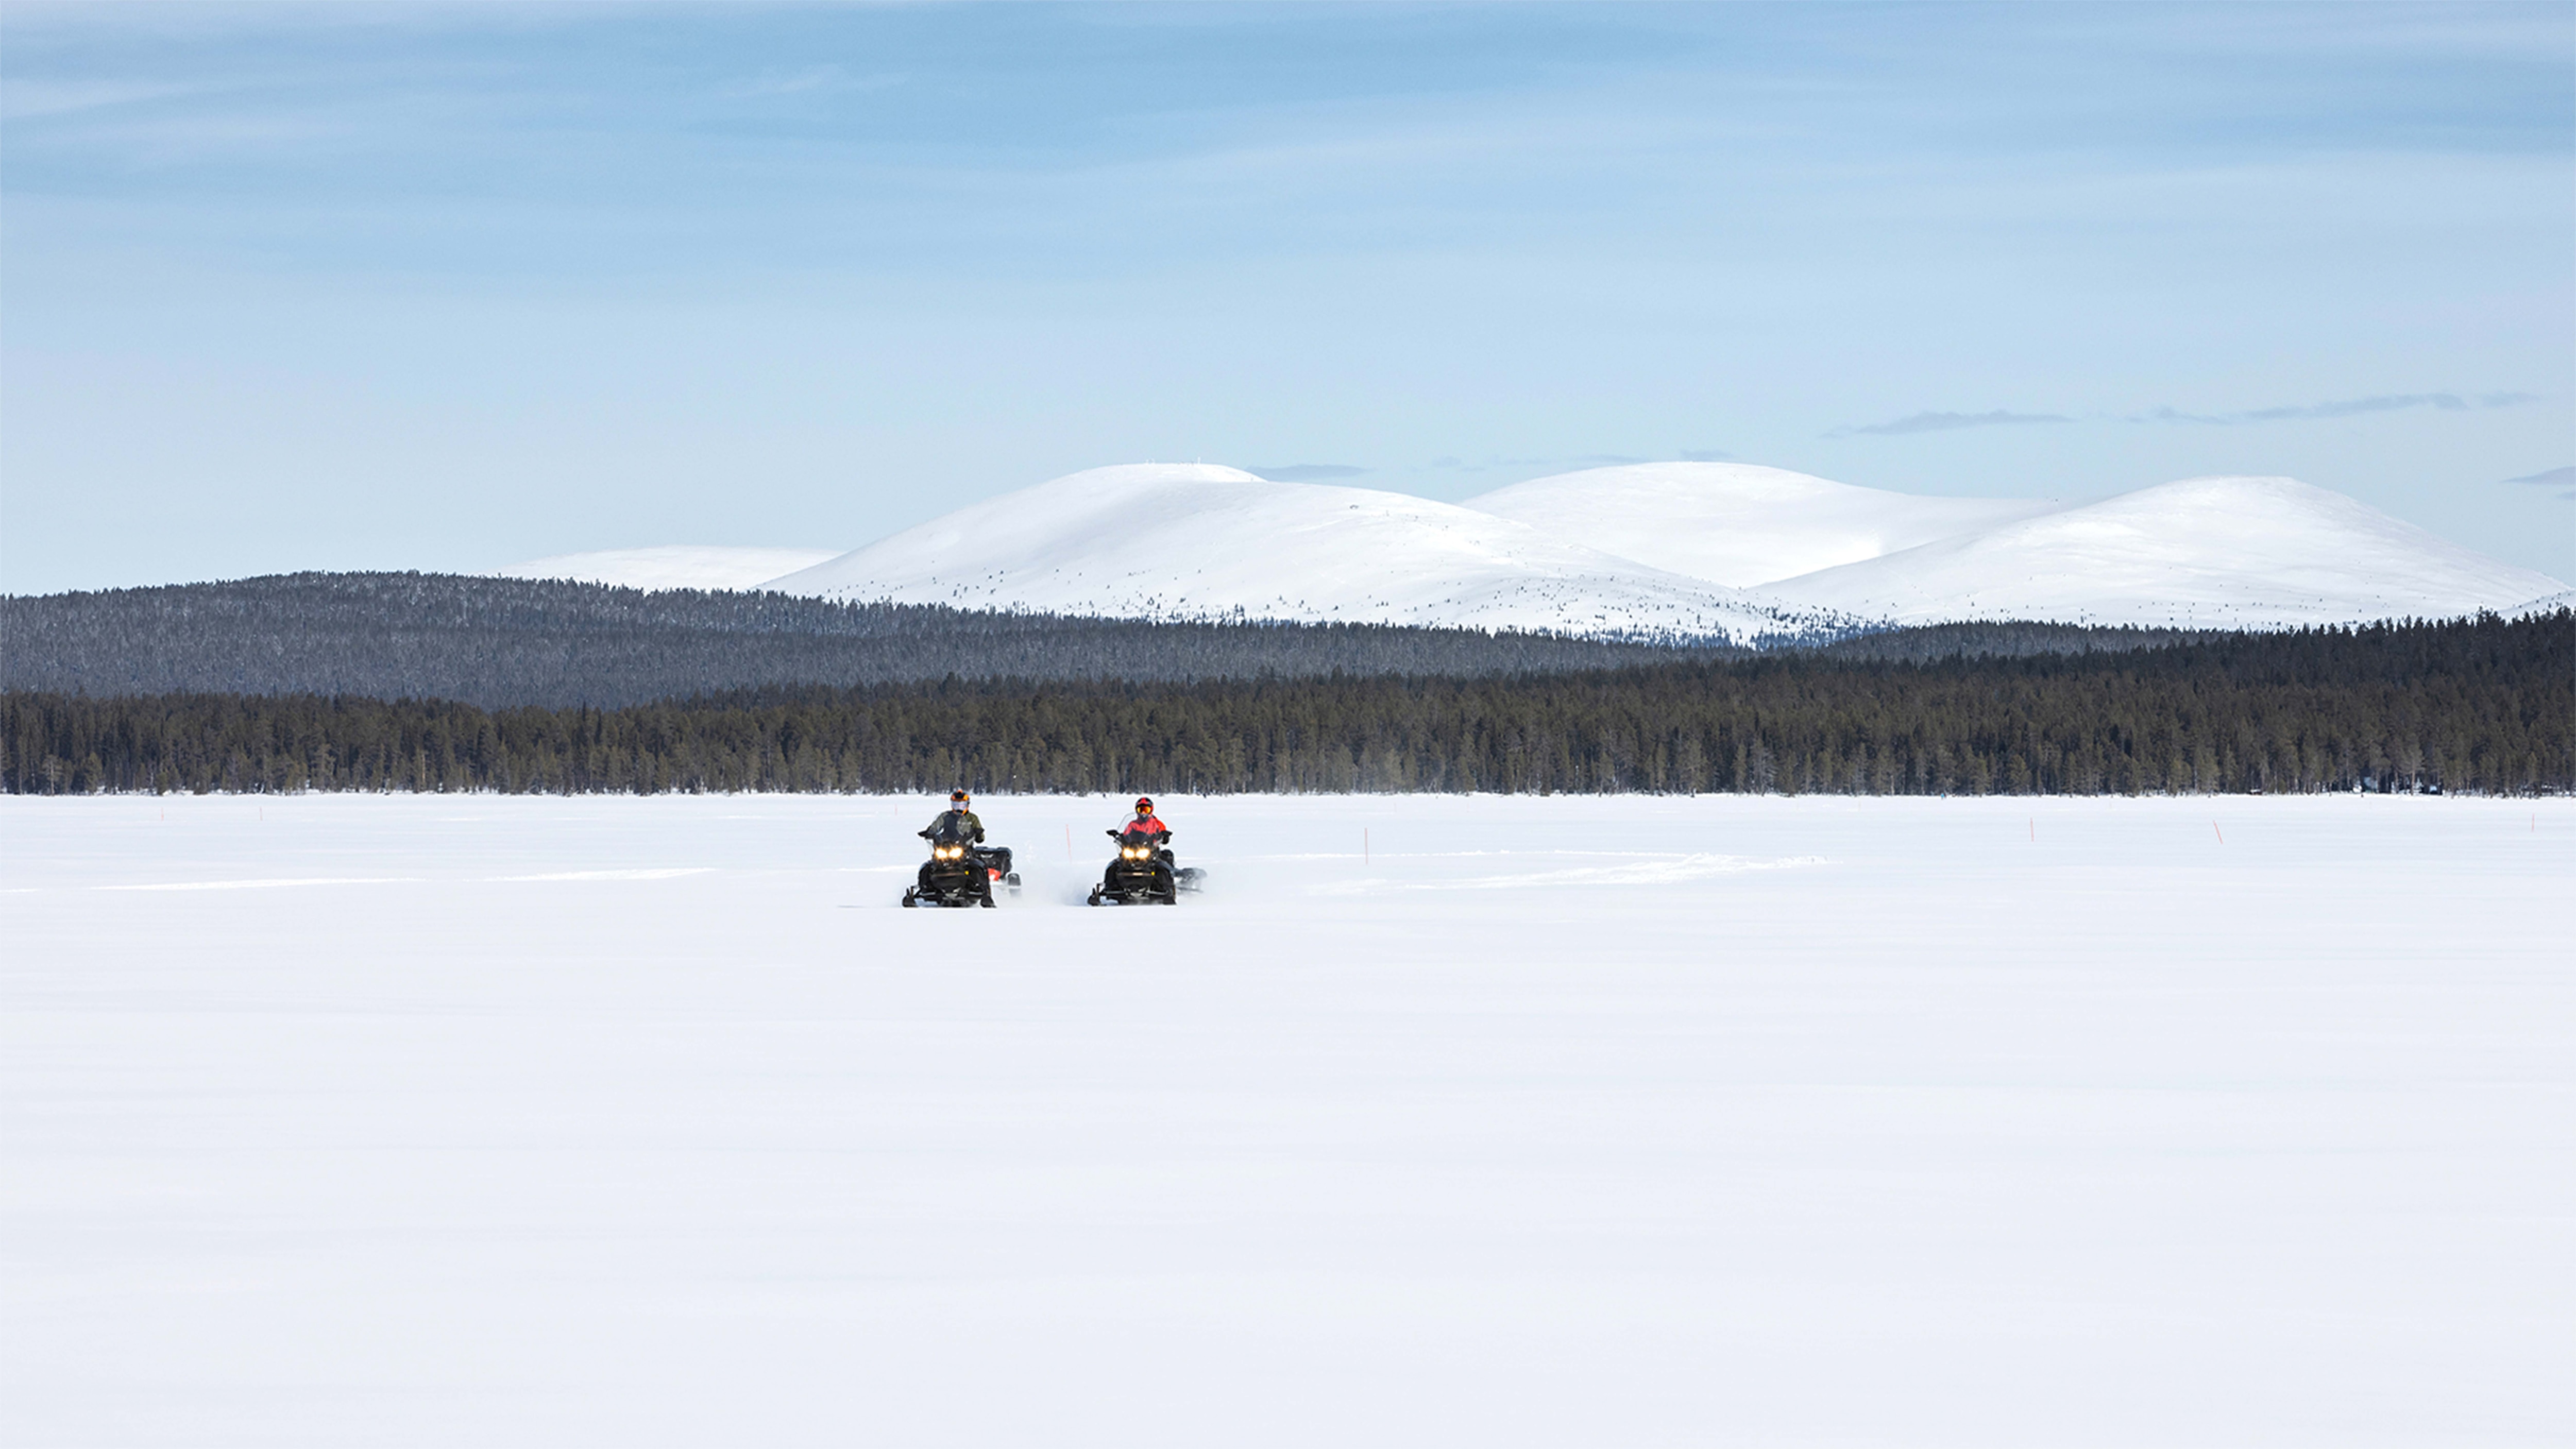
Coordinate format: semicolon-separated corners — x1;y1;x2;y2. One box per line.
927;789;985;845
923;790;1011;887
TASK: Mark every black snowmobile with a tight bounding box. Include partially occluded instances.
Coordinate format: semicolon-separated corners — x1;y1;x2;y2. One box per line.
902;819;1020;908
1087;824;1204;907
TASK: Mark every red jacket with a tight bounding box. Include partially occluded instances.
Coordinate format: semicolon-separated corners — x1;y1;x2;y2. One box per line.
1123;813;1167;838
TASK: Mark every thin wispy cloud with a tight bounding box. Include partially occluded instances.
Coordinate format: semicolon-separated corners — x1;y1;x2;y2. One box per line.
1427;454;1640;473
2503;466;2574;501
722;64;905;99
2137;393;2539;425
0;79;193;121
1253;463;1368;482
1830;411;2069;438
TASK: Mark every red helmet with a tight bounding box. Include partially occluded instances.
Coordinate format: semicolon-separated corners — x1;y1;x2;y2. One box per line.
1133;797;1154;812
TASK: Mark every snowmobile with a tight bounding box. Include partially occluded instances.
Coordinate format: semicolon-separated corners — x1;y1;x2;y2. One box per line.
1086;824;1204;906
902;820;1020;908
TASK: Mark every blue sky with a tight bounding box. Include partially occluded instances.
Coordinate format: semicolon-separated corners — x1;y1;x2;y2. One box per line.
3;2;2569;593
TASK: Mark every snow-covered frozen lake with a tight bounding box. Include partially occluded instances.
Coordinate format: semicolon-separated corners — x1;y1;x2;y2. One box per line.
6;793;2567;1446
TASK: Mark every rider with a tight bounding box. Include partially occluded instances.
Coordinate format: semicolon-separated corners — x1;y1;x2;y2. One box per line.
923;790;1012;885
927;789;984;845
1122;796;1169;843
1106;796;1175;897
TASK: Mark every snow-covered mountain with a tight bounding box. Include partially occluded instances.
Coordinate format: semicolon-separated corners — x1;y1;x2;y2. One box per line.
498;546;840;592
1754;475;2567;628
759;464;1822;641
1466;462;2059;587
494;464;2563;639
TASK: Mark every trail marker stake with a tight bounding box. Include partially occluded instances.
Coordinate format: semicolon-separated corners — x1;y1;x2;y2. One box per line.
2213;821;2224;845
1364;828;1370;866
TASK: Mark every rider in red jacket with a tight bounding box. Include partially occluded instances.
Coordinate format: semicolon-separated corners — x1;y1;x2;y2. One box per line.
1122;797;1168;839
1100;796;1176;900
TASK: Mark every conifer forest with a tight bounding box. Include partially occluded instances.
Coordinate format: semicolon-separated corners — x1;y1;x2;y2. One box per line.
6;611;2564;798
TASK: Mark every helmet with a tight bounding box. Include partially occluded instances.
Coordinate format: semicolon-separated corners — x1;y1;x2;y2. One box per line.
1133;797;1154;813
950;790;970;806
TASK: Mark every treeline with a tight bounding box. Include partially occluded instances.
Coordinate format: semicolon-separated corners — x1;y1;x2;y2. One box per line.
7;613;2564;798
1816;620;2221;662
0;572;1748;706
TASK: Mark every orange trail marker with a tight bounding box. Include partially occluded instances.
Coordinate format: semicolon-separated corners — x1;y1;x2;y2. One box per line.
2213;822;2224;845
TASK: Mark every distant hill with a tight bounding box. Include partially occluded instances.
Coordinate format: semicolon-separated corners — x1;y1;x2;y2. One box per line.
763;463;1835;643
1464;462;2057;587
11;569;2552;714
0;571;1753;709
1756;475;2566;629
514;462;2563;638
496;545;840;591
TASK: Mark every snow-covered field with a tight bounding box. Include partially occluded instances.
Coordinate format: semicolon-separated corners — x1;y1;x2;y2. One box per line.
5;793;2567;1447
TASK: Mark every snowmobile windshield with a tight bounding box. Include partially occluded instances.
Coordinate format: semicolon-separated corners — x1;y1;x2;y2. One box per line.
1120;826;1159;845
929;817;975;844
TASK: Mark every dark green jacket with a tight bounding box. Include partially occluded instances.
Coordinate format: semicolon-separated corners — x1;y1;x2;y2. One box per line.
928;808;985;843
